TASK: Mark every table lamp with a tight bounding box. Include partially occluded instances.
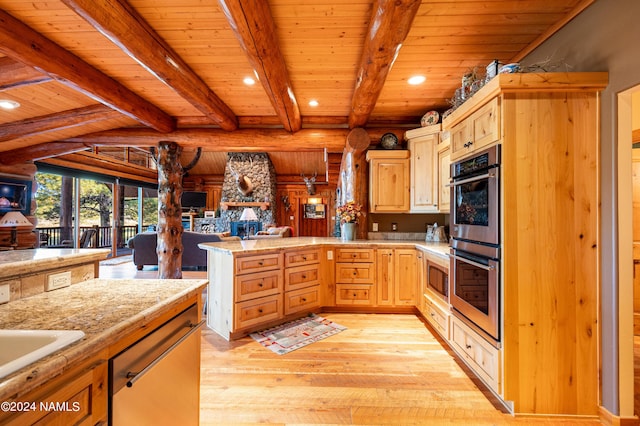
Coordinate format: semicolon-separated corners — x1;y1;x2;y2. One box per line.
0;211;32;248
239;207;258;239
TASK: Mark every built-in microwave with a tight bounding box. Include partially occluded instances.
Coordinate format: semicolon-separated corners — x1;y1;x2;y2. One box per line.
426;260;448;301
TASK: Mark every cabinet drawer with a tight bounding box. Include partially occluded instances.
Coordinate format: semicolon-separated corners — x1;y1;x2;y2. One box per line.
450;317;499;390
335;284;374;305
335;248;374;263
235;270;282;302
450;97;500;161
285;264;320;291
284;286;320;315
335;262;375;284
284;249;320;267
424;297;449;339
235;253;282;275
235;295;282;330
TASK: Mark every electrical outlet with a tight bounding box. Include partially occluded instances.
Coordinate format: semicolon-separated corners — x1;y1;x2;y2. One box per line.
372;222;379;232
392;223;398;231
327;250;333;260
0;284;9;304
46;271;72;291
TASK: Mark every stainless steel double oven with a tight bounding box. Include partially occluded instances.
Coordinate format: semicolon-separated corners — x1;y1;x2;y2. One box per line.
449;145;501;347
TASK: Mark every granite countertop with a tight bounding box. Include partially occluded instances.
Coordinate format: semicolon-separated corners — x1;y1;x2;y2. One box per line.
0;278;208;400
0;248;110;278
199;236;450;259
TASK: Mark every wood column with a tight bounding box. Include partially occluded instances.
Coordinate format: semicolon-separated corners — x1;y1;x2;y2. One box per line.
156;141;184;279
337;128;370;239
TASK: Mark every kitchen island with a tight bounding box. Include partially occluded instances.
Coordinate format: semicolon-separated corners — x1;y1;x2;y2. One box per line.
0;248;110;302
0;277;208;425
199;237;449;340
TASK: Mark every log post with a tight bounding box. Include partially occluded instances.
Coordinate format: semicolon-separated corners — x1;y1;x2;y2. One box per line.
337;128;370;239
156;141;184;279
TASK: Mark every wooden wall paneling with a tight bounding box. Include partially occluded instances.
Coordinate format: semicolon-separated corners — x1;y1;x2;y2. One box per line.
501;91;599;414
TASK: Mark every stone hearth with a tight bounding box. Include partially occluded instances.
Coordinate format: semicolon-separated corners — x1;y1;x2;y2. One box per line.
216;152;276;233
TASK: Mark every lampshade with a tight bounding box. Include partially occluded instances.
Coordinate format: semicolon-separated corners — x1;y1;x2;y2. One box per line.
239;207;258;222
0;211;31;228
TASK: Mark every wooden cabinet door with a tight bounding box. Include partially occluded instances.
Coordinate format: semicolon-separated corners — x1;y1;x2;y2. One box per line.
437;140;451;213
367;152;410;213
394;249;418;306
376;248;394;306
409;135;438;212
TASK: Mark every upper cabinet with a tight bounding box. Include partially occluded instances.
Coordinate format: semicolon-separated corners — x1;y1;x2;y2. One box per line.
405;124;450;214
366;150;410;213
405;125;439;213
449;96;500;161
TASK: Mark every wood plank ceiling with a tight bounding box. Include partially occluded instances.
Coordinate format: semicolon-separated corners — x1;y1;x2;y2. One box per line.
0;0;593;177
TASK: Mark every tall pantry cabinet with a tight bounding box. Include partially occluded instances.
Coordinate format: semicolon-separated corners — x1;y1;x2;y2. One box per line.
442;72;608;416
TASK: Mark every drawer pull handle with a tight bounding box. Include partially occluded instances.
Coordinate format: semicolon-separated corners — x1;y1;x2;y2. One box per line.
352;254;357;258
352;272;357;276
258;261;264;266
301;298;307;302
258;309;263;313
302;275;307;279
302;256;307;260
430;313;435;317
353;293;357;297
258;281;263;287
465;344;472;349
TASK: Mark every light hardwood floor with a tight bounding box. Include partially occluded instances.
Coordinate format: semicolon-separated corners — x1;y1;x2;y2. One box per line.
101;261;608;425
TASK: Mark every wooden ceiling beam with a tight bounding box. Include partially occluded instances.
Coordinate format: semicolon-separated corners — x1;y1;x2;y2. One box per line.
62;127;399;152
0;142;90;165
62;0;238;131
65;128;348;152
40;151;158;184
0;9;174;133
348;0;421;129
0;57;51;90
0;105;122;143
219;0;302;132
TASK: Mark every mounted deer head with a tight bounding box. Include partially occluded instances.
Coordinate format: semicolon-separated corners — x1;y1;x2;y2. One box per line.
302;171;317;195
228;157;254;196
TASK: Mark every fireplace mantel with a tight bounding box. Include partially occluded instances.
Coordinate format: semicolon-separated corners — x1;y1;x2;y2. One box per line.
220;201;270;211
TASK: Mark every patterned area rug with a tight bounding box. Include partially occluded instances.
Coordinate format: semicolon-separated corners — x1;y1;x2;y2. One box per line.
250;314;346;355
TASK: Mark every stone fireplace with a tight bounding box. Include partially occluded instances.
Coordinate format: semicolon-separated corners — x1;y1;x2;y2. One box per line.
215;152;277;234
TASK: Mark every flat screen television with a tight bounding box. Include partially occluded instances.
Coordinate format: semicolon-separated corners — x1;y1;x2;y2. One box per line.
181;191;207;209
0;178;32;215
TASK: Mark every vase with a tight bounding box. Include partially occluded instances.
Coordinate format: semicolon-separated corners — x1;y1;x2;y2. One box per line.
341;222;356;241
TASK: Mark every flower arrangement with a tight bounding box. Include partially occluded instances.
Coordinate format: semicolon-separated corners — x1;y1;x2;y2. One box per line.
337;200;363;224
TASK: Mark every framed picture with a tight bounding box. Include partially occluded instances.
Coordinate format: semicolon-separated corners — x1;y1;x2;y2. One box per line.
204;210;216;218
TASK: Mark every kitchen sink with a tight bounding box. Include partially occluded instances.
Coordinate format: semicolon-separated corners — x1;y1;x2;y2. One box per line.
0;329;85;379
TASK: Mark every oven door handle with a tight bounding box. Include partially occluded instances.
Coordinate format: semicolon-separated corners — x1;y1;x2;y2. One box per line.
447;170;497;187
453;253;495;271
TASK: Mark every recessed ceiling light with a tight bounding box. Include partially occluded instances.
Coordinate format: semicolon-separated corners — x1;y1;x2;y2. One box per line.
0;100;20;110
243;77;255;85
408;75;426;85
308;99;319;107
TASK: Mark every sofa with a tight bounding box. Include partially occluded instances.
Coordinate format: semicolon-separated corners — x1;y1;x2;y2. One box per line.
127;231;238;270
249;226;293;239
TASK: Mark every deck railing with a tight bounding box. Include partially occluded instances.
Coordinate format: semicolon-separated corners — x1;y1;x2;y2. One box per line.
37;225;142;248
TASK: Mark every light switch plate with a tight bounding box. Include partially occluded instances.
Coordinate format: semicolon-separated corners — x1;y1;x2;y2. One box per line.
0;284;9;304
46;271;72;291
327;250;333;260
